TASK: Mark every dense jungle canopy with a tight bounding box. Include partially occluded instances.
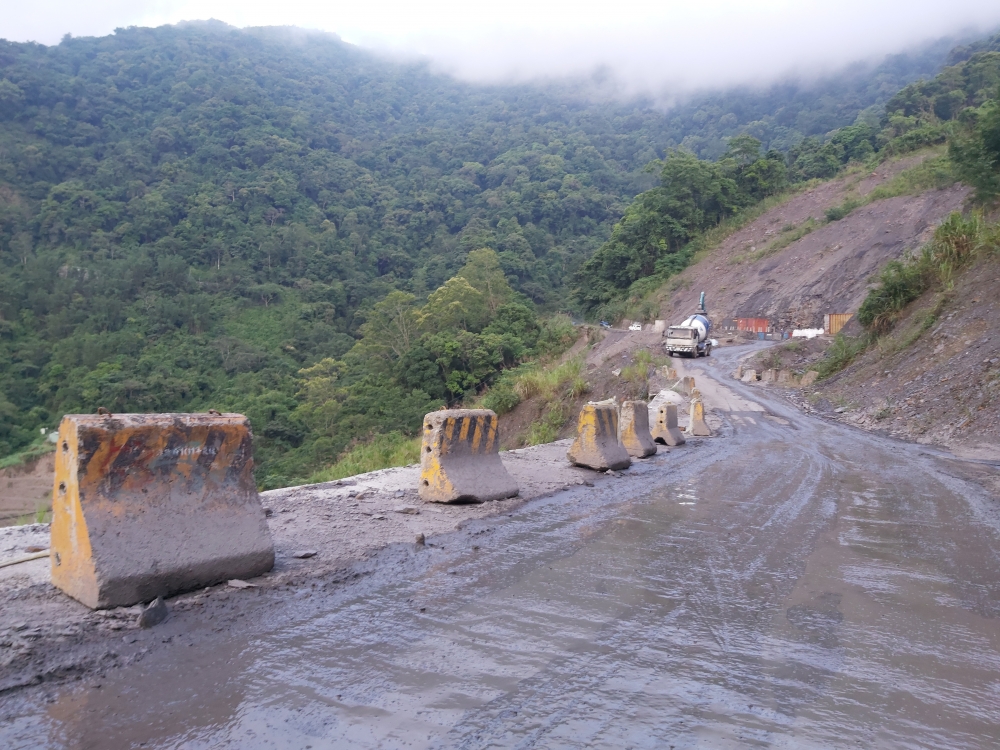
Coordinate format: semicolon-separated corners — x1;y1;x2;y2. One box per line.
0;21;993;485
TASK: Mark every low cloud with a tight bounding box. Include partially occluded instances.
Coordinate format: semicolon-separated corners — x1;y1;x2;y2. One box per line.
5;0;1000;97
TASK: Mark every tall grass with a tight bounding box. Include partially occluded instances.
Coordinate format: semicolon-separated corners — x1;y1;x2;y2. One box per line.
820;152;955;225
620;349;668;399
298;324;585;484
12;506;51;526
684;182;823;265
477;356;591;447
866;151;955;201
0;437;55;471
731;151;955;267
735;218;818;264
305;431;421;484
858;212;989;334
482;357;587;416
816;333;870;379
524;404;571;446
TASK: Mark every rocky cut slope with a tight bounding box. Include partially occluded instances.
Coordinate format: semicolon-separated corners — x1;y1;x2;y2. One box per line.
813;251;1000;463
658;153;969;330
494;149;977;451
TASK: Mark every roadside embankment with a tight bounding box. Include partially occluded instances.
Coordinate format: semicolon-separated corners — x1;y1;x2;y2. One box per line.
805;252;1000;462
658;152;969;331
0;452;54;528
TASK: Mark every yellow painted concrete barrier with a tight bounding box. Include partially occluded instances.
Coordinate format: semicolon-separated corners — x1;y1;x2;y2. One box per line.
567;403;631;471
687;398;712;436
419;409;518;503
619;401;657;458
677;376;695;396
651;404;686;446
51;412;274;609
800;370;820;387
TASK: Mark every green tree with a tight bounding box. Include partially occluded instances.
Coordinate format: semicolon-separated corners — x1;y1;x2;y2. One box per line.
356;291;420;361
950;95;1000;199
457;249;515;314
419;277;489;333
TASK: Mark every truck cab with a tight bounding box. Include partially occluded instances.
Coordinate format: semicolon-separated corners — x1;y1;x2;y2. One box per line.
666;325;711;357
666;326;698;355
664;292;713;357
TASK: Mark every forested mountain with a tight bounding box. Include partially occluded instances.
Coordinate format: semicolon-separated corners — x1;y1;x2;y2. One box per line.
0;21;989;484
576;33;1000;316
656;33;971;159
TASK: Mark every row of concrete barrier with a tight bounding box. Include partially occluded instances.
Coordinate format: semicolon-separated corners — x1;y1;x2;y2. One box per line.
736;364;819;387
47;385;712;609
421;378;711;495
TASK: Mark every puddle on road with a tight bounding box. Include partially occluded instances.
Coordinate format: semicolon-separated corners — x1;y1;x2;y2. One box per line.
5;429;1000;749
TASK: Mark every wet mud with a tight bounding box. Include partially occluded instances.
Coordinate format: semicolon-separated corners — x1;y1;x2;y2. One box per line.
3;345;1000;748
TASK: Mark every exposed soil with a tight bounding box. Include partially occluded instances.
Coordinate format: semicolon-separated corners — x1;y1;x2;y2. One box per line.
648;148;997;471
744;336;830;375
2;154;995;727
0;453;54;528
0;342;732;699
808;253;1000;461
660;156;970;330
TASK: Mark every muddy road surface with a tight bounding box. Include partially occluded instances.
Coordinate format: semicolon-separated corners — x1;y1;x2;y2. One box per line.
4;345;1000;748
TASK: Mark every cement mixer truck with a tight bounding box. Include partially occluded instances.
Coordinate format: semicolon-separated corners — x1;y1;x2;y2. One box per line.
665;292;714;357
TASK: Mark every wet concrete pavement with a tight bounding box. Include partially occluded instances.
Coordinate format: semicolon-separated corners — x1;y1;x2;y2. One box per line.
4;345;1000;748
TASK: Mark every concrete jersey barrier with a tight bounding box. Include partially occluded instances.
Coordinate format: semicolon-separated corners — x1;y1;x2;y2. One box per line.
687;398;712;436
567;403;631;471
651;403;686;446
50;412;274;609
676;376;695;396
419;409;518;504
619;401;657;458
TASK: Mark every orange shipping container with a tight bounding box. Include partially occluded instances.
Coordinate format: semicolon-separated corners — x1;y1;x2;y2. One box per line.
824;313;852;335
736;317;770;333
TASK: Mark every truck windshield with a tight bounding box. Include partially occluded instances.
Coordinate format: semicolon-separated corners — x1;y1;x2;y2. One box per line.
668;328;693;338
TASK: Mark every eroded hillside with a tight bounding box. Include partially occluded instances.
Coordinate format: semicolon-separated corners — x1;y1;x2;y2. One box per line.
813;254;1000;462
660;154;970;329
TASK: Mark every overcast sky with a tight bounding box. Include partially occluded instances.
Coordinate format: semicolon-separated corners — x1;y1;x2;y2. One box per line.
4;1;1000;96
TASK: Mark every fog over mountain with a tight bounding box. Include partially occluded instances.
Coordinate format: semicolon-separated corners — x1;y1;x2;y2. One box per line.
6;0;1000;97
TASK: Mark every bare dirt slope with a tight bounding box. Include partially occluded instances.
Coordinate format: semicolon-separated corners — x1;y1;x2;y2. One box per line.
660;157;970;329
811;254;1000;463
0;453;54;527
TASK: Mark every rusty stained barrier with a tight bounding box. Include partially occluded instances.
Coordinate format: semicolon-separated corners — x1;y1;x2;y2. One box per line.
567;402;631;471
619;401;657;458
50;412;274;609
419;409;518;504
824;313;853;335
651;404;686;446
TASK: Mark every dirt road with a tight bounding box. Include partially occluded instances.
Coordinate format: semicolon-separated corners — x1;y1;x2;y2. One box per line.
3;345;1000;748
